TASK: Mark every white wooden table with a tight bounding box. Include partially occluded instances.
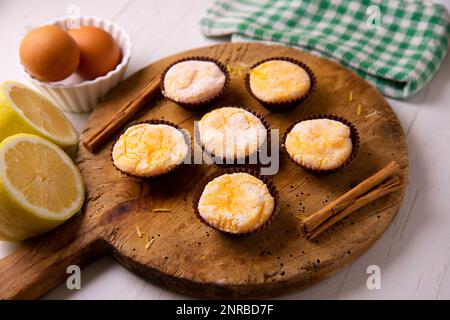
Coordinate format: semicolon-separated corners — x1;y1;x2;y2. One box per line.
1;0;450;300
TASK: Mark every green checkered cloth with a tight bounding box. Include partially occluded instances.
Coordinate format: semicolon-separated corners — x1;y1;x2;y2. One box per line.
200;0;450;98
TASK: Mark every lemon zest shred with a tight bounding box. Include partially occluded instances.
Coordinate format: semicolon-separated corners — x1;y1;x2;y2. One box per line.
153;208;171;212
296;214;308;221
145;237;156;250
136;225;143;238
365;110;378;118
356;104;362;116
226;64;233;75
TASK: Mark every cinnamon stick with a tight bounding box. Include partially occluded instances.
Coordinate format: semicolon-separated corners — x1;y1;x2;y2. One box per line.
306;177;402;239
300;161;401;234
83;75;161;153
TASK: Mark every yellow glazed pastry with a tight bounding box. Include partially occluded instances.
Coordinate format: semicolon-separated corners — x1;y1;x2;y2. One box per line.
197;173;275;234
163;60;226;104
285;119;353;171
112;123;188;177
198;107;267;160
249;60;311;103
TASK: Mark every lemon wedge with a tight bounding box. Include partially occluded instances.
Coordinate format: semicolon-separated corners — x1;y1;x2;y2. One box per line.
0;81;78;150
0;134;84;241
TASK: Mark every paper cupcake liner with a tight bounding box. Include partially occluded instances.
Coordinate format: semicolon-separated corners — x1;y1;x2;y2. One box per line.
19;16;132;113
282;114;360;175
245;57;317;113
110;119;192;180
160;56;230;111
192;167;280;236
197;106;271;167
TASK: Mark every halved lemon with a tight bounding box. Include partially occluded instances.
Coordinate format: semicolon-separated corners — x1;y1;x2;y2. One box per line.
0;81;78;150
0;134;84;241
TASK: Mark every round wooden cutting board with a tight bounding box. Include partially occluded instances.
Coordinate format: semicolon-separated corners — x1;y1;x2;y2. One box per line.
0;43;408;299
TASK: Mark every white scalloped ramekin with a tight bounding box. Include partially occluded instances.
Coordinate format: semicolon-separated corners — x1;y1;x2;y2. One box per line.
19;16;132;113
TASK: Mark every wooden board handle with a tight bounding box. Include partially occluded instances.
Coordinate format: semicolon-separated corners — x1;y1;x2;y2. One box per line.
0;216;106;300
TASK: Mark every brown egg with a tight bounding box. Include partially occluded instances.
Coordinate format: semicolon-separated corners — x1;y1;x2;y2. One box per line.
68;26;121;80
19;26;80;82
